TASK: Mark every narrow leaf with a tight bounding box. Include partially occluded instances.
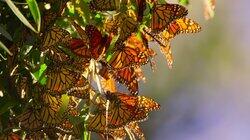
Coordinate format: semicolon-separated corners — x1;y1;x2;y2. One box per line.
58;94;69;116
5;0;38;33
179;0;189;5
0;41;13;56
25;0;41;32
0;25;13;41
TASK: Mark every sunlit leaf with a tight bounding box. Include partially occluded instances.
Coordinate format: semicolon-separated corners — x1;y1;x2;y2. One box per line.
5;0;38;33
33;64;47;85
58;94;69;116
0;41;13;56
25;0;41;32
179;0;189;5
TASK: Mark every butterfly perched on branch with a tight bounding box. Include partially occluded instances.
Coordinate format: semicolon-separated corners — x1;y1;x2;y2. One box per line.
69;24;112;61
108;33;155;69
100;122;145;140
151;3;188;32
106;91;160;127
144;17;201;68
86;91;160;133
45;63;83;93
99;63;140;95
40;26;71;62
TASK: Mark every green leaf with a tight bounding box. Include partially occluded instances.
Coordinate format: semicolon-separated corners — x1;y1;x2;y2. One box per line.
179;0;189;5
33;63;47;85
58;94;69;116
106;35;119;61
0;41;13;56
5;0;38;33
25;0;41;32
83;129;91;140
0;25;13;41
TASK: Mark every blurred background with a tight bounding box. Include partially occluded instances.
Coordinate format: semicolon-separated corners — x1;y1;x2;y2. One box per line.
140;0;250;139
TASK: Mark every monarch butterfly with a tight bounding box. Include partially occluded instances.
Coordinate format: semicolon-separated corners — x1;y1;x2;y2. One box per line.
55;108;83;136
40;103;64;125
17;108;42;131
105;128;127;140
40;27;71;62
69;56;91;72
108;34;154;69
165;17;202;40
145;17;201;68
105;91;160;128
70;21;89;45
104;17;120;35
40;1;67;32
137;95;160;111
26;131;46;140
126;122;145;140
69;25;112;60
67;77;91;99
69;22;89;56
142;29;174;69
101;75;117;92
40;93;65;125
106;92;160;112
89;0;121;11
47;46;71;62
87;102;137;131
110;122;144;140
46;63;82;93
112;67;139;95
41;26;71;49
86;25;112;60
41;11;58;32
99;122;144;140
151;3;188;31
69;38;91;59
118;14;138;42
87;108;107;133
1;132;21;140
86;91;160;133
99;62;139;94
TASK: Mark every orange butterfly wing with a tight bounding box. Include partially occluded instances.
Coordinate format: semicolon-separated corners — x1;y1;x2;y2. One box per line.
87;108;107;133
99;63;139;94
69;38;91;59
108;34;151;69
105;92;137;128
151;3;188;31
113;67;139;95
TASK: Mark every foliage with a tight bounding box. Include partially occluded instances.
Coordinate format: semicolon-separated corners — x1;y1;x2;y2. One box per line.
0;0;213;139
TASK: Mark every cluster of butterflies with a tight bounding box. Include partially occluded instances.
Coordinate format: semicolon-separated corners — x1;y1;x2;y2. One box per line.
7;0;201;139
